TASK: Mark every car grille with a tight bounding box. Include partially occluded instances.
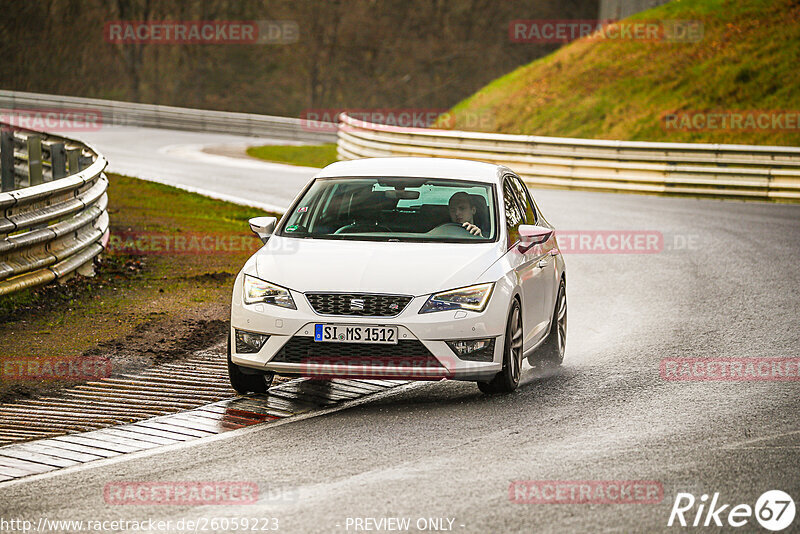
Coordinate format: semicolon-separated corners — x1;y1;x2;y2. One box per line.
305;293;413;317
270;337;443;369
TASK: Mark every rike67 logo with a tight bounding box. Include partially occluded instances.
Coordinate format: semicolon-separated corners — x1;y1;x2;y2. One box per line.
668;490;795;531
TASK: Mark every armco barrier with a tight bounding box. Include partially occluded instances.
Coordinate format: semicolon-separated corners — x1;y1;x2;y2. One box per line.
0;123;109;296
337;113;800;202
0;90;337;144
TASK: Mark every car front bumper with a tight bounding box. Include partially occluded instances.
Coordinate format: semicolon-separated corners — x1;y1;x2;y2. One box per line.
230;285;510;382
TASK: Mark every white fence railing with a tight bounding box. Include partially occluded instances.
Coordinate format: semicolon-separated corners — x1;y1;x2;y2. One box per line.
0;90;336;144
337;113;800;202
0;124;109;296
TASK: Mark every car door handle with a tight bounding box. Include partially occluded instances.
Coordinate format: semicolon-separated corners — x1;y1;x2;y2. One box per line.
537;259;549;269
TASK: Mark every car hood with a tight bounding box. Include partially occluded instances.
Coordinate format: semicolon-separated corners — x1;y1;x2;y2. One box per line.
255;236;501;295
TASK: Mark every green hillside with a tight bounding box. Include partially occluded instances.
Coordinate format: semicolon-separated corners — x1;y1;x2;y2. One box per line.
446;0;800;146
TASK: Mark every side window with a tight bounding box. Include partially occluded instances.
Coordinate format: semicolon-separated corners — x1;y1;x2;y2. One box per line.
503;177;525;248
510;175;537;224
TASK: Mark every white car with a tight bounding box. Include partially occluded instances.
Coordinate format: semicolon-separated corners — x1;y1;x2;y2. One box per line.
228;157;566;394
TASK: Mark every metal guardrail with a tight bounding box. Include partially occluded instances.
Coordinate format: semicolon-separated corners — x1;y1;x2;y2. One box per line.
0;123;109;296
0;90;336;144
337;113;800;202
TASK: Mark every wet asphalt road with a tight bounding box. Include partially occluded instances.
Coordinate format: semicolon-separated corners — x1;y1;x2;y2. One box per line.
68;126;318;212
1;181;799;532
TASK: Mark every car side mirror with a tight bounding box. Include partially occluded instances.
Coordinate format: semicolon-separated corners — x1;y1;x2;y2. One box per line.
249;216;277;244
518;225;553;248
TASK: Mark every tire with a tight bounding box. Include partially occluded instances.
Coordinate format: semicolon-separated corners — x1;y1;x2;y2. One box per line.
477;299;523;394
227;331;275;394
534;278;566;366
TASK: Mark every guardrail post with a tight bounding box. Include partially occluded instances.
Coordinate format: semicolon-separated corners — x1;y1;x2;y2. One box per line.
1;130;13;192
78;153;92;171
66;147;80;174
50;142;67;179
27;135;43;186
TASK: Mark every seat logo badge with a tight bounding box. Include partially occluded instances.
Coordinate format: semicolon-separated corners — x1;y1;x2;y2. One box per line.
350;298;365;311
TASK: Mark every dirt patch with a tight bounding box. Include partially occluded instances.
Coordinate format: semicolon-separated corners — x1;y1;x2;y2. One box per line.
83;314;228;367
189;271;235;283
0;300;231;405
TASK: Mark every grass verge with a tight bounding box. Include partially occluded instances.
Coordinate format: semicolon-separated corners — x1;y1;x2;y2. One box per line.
446;0;800;146
246;143;338;168
0;173;275;403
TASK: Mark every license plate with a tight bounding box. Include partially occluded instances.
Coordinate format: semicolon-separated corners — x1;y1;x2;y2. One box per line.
314;324;398;344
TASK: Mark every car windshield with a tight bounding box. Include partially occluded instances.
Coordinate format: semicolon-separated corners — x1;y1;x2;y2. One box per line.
277;177;497;242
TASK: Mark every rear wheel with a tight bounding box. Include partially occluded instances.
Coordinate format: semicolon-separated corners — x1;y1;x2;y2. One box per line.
534;278;566;366
477;300;522;394
227;331;275;394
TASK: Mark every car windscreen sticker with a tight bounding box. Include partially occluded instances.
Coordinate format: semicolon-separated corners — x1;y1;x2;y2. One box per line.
297;206;308;213
286;225;298;232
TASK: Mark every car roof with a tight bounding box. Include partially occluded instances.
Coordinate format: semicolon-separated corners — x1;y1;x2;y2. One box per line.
315;157;512;183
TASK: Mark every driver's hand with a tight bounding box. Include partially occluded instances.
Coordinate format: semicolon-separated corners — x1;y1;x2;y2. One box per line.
462;222;483;236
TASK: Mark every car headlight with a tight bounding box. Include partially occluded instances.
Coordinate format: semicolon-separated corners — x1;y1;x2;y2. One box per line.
419;283;494;314
243;274;296;309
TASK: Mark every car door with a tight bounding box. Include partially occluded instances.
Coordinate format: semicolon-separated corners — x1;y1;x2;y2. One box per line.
502;175;550;352
510;174;558;326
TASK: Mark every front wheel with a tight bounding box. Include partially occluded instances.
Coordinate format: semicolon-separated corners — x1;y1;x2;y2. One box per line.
227;331;275;394
477;300;522;394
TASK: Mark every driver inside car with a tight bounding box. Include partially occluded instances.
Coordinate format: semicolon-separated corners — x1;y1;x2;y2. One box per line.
448;192;483;236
